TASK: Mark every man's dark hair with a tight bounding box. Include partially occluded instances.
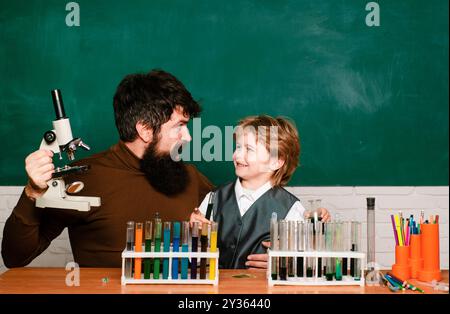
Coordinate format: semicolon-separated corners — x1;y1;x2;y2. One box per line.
113;69;201;142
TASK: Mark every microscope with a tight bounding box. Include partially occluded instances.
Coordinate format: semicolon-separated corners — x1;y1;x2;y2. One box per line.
35;89;101;212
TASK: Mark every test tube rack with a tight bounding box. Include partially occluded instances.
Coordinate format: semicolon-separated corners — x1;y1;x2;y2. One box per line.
267;250;366;287
121;246;219;285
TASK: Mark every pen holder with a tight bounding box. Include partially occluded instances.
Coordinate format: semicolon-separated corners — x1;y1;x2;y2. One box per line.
408;234;423;279
418;223;441;282
391;245;411;281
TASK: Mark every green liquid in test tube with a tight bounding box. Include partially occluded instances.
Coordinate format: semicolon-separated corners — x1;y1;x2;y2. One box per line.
335;222;343;281
153;218;162;279
144;221;153;279
163;222;171;279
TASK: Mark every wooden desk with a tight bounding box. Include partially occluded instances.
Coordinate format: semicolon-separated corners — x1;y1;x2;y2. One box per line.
0;268;447;294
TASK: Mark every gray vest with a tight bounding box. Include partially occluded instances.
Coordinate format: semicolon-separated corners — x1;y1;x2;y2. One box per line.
212;181;299;269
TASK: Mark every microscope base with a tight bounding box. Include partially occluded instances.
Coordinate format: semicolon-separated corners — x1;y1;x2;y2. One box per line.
35;178;101;212
36;196;100;212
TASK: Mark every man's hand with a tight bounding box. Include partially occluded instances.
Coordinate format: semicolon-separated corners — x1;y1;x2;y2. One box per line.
246;241;271;270
189;207;211;228
24;149;54;199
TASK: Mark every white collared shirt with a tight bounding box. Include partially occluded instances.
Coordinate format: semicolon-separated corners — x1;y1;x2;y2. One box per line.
198;178;306;221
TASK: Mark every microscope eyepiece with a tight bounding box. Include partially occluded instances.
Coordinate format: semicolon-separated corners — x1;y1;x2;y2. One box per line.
51;89;67;120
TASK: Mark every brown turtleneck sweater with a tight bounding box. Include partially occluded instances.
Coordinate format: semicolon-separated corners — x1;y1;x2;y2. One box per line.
1;141;214;268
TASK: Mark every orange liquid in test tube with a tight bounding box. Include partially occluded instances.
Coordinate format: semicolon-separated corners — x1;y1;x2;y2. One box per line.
134;223;143;279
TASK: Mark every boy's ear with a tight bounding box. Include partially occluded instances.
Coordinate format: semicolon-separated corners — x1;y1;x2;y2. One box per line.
269;158;285;171
136;121;153;143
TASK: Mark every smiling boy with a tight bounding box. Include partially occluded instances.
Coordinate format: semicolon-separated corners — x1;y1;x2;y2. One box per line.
191;115;330;269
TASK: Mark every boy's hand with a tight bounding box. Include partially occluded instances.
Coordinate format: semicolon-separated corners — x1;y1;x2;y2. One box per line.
189;208;211;228
318;208;331;222
245;241;271;270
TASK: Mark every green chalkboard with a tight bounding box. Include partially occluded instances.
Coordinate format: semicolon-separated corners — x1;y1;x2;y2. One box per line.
0;0;448;186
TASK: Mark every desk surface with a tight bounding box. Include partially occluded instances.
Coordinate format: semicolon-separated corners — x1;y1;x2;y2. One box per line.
0;268;448;294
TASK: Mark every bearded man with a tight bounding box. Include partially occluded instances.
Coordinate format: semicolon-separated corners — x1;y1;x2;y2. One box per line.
2;69;213;267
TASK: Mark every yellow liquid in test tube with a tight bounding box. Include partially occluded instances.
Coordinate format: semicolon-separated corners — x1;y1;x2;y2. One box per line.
209;222;218;280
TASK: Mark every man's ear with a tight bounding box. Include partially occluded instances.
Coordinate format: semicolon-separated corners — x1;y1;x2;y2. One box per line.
136;122;153;143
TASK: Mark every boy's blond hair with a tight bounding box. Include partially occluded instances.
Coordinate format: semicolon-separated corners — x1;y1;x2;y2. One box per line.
236;115;300;186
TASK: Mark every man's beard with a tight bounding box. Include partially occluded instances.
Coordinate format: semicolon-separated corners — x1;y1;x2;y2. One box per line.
140;139;190;196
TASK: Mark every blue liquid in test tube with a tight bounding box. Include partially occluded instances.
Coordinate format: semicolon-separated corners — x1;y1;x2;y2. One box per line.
172;222;180;279
163;222;171;279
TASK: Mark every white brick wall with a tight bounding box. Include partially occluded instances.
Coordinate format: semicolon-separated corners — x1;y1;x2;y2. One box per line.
0;186;448;275
0;187;74;275
286;186;449;270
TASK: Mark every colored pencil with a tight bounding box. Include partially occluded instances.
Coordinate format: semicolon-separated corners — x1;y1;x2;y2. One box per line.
390;215;399;246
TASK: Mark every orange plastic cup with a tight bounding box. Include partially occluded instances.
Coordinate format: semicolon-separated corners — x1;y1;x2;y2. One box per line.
391;245;411;281
418;223;441;282
408;234;423;279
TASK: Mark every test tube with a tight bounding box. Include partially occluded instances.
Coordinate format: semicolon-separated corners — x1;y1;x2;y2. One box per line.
304;200;314;221
153;218;162;279
162;222;171;279
317;222;324;278
334;222;343;281
367;198;376;271
288;221;297;277
144;221;153;279
296;222;305;277
342;221;351;276
172;222;181;279
134;222;143;279
125;221;135;278
278;220;288;280
312;210;323;278
315;199;323;221
209;222;218;280
325;222;335;281
305;222;315;277
351;221;362;280
270;212;279;280
191;222;199;279
181;221;190;279
200;222;209;279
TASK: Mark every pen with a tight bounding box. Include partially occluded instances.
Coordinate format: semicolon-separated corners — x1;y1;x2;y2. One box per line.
205;192;216;220
387;273;425;293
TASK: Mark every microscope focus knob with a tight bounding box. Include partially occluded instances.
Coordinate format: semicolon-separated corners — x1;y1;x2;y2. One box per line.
43;131;56;144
